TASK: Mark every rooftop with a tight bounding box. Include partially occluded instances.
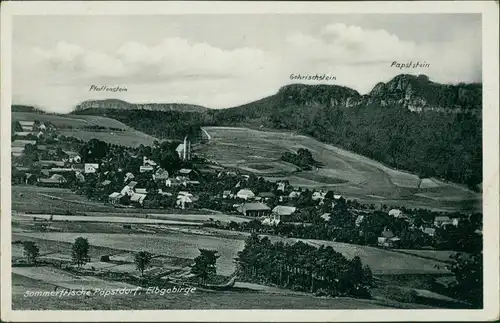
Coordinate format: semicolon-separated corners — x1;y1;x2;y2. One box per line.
272;205;297;216
127;181;138;188
109;192;124;199
239;202;270;211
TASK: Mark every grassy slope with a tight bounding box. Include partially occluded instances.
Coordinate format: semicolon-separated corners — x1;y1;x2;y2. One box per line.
198;127;481;212
12;112;158;147
13;271;417;309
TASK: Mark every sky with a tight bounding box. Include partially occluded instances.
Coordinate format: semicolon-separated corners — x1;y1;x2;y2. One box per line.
12;14;482;113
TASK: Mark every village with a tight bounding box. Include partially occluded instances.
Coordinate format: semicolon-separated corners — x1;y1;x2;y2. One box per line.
11;119;482;253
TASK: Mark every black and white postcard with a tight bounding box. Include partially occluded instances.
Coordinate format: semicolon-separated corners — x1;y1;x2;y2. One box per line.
1;1;499;322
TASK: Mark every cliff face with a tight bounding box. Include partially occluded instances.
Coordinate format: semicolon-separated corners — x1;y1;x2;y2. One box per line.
274;74;482;114
277;83;362;108
74;99;208;113
364;74;482;113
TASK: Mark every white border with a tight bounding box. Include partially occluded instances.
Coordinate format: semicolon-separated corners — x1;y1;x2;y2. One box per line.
1;1;499;322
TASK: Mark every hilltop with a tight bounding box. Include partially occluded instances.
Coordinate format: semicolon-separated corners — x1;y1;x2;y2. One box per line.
216;74;481;120
74;99;208;113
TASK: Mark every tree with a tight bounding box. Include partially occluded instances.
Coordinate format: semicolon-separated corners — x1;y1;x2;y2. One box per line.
79;139;108;163
22;144;39;163
23;241;40;265
190;249;220;285
71;237;90;268
447;251;483;308
134;251;152;277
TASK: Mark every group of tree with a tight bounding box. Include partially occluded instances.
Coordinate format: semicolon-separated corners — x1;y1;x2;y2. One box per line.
20;237;91;268
280;148;321;171
236;234;373;298
266;102;481;190
190;249;220;285
446;251;483;308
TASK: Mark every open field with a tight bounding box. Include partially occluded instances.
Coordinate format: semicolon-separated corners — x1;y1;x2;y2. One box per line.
14;213;203;226
13;232;245;276
11;186;243;222
198;127;481;212
11;224;459;309
12;112;158;147
13;227;453;276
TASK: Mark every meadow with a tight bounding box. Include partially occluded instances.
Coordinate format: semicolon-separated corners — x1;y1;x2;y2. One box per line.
12;112;158;147
198;127;481;212
12;186;243;222
13;228;453;277
13;232;245;276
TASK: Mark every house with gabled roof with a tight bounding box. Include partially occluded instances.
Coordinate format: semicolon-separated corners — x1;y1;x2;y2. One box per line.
154;168;169;181
124;172;135;182
130;193;147;206
84;163;99;174
377;228;401;248
236;189;255;200
272;205;297;217
140;165;154;173
237;202;271;217
320;213;331;222
434;216;452;227
121;181;138;196
108;192;126;205
38;174;67;187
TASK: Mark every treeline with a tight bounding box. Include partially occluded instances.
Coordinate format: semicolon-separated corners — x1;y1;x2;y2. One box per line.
236;234;373;298
74;108;203;140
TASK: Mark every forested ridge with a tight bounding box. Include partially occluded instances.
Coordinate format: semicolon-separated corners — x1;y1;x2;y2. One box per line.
74;108;204;141
71;74;482;188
